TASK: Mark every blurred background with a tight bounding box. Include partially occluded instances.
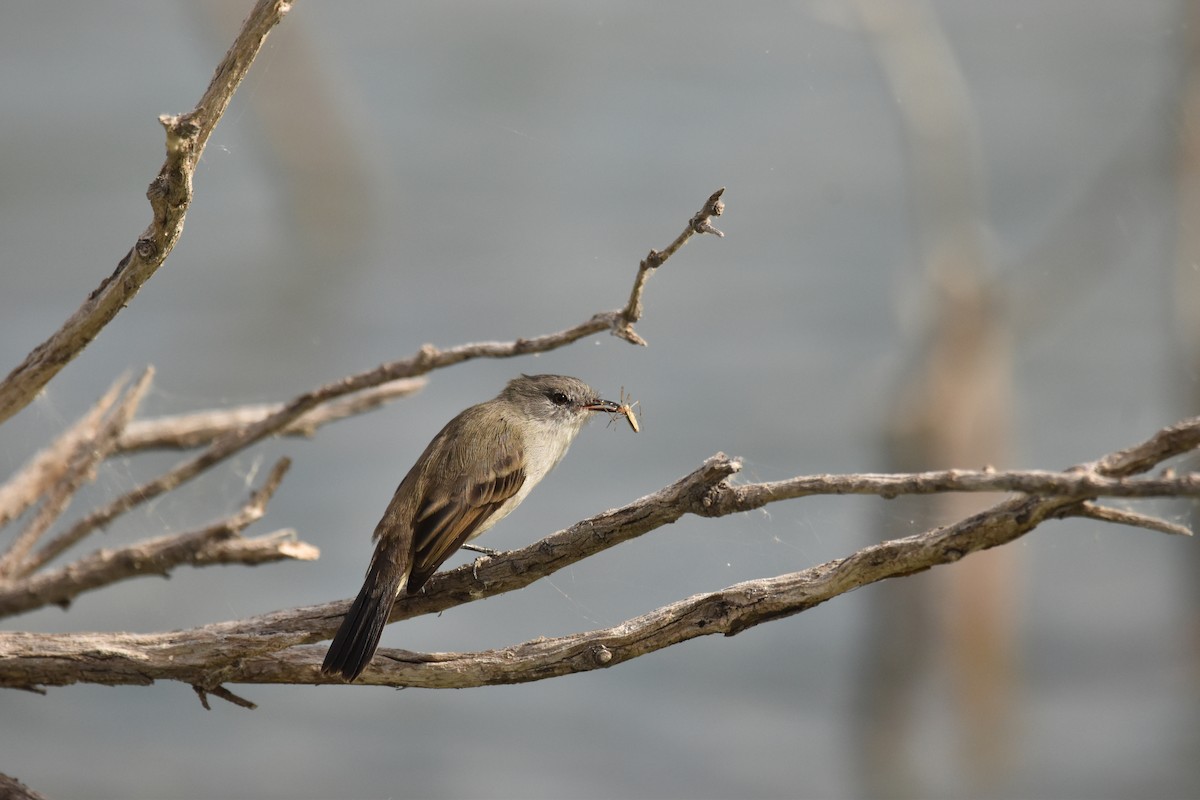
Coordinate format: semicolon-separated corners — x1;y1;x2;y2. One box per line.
1;1;1198;798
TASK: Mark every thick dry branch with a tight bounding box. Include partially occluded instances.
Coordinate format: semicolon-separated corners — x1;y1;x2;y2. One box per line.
0;471;1125;690
0;455;740;690
1;415;1196;692
20;188;725;576
116;377;426;452
0;0;294;427
0;458;309;618
263;490;1043;687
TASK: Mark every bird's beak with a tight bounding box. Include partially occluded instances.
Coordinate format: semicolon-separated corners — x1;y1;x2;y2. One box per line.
583;398;622;413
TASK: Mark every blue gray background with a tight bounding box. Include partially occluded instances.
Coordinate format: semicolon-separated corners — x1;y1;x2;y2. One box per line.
1;2;1196;798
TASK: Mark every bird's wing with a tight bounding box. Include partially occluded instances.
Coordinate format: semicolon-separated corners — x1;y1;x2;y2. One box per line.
406;430;526;592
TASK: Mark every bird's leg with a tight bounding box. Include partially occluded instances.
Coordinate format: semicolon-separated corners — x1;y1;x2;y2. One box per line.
462;543;499;580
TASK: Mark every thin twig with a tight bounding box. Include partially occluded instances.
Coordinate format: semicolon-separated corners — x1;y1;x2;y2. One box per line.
619;187;725;342
1066;502;1192;537
116;377;426;452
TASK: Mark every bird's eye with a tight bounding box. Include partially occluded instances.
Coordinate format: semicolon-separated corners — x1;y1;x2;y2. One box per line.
548;391;571;406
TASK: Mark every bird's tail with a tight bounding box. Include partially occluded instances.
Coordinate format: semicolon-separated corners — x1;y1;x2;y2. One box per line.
321;542;407;682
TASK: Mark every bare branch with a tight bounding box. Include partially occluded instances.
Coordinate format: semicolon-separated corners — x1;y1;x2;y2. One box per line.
19;188;726;576
1;415;1197;693
706;466;1200;512
0;368;154;578
0;0;294;426
0;482;1105;690
619;187;725;343
0;374;129;530
116;377;426;452
0;459;310;618
1094;415;1200;475
1065;502;1193;537
254;491;1196;688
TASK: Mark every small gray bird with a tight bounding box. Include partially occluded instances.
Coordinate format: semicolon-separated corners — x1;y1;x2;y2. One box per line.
322;374;621;682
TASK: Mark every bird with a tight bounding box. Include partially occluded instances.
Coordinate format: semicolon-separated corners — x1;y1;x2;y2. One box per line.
321;374;621;682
